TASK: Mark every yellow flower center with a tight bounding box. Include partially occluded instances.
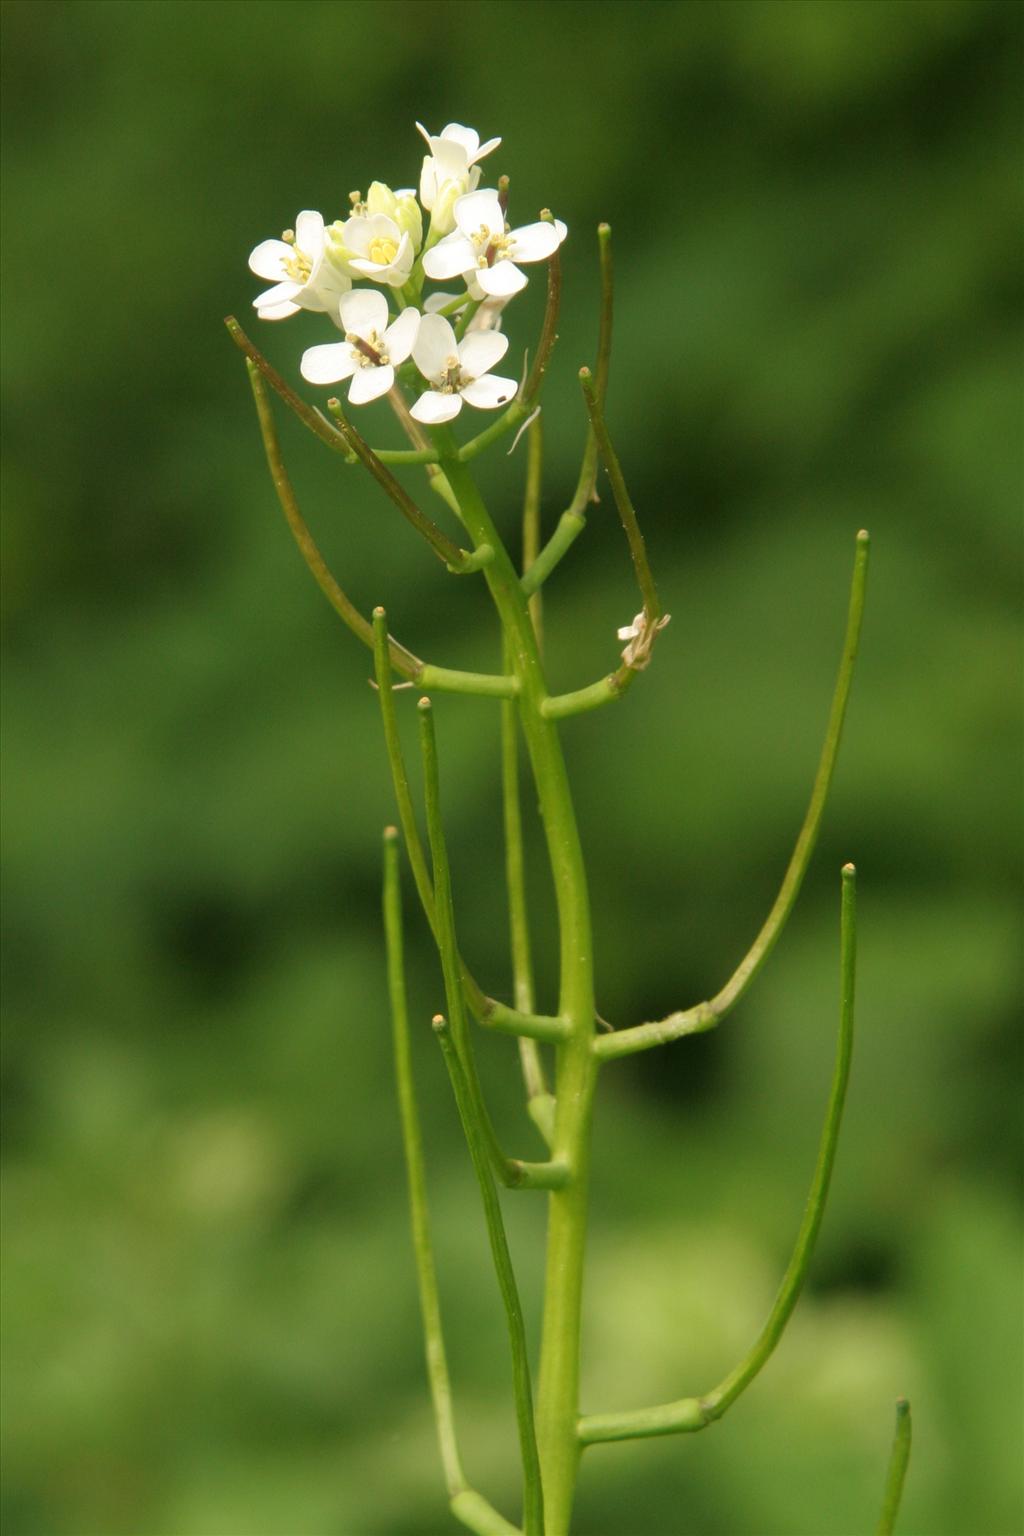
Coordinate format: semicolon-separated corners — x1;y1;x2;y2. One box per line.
470;223;510;268
368;236;399;268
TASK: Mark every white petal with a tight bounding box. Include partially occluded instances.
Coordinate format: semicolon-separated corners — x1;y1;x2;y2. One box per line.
459;373;518;410
365;212;401;241
348;258;392;281
309;267;352;307
296;288;337;314
472;135;501;163
424;291;464;314
467;295;508;332
457;328;509;379
384;307;420;365
475;260;528;298
254;280;301;309
440;123;480;157
300;342;358;385
410;390;463;424
413;313;458;381
339;288;389;337
347;364;394;405
453;189;504;239
507;221;563;263
249;239;293;280
433;139;471;180
338;215;369;256
422;234;476;281
418;154;439;209
295;210;325;257
554;219;568;244
256;298;301;321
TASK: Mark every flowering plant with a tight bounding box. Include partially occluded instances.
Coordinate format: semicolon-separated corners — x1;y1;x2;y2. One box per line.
226;122;910;1536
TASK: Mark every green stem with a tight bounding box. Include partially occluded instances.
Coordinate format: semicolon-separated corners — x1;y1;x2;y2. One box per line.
459;401;529;462
384;830;529;1536
876;1398;912;1536
521;510;586;598
541;670;635;721
518;224;612;601
450;1491;524;1536
522;244;563;409
245;363;421;678
373;608;437;930
384;385;461;517
503;415;550;1118
433;1017;546;1536
418;697;518;1183
429;428;597;1535
483;999;570;1045
372;609;569;1061
702;862;858;1417
358;444;438;466
418;664;517;699
418;698;566;1194
578;863;858;1445
227;316;351;455
568;223;613;515
522;417;545;642
323;402;472;569
382;828;465;1495
579;366;661;626
455;297;485;339
595;530;870;1061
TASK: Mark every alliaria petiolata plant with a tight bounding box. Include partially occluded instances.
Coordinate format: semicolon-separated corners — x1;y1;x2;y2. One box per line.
226;120;911;1536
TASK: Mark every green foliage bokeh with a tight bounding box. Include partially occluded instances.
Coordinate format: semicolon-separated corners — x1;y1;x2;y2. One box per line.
2;2;1021;1533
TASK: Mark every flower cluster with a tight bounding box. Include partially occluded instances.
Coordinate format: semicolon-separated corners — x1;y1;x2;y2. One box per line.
248;122;566;421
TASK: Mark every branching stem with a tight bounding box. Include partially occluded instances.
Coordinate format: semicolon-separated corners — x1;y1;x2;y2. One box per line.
595;530;870;1061
578;864;858;1445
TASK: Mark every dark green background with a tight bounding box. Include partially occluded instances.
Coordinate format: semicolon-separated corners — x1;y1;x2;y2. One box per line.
2;2;1021;1533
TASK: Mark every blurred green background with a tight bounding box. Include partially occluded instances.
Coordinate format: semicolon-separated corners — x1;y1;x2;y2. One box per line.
2;2;1021;1533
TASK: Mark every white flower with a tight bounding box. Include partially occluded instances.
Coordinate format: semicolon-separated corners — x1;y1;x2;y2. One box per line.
409;313;517;424
329;210;415;288
617;611;671;670
422;190;567;298
248;210;351;321
336;182;422;254
300;290;419;406
416;122;500;225
417;122;502;171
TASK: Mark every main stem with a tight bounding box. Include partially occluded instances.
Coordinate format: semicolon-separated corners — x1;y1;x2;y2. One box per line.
433;431;596;1535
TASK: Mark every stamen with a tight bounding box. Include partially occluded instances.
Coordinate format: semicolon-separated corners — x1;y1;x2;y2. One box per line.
440;355;462;394
368;236;399;267
282;243;312;283
347;331;388;369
